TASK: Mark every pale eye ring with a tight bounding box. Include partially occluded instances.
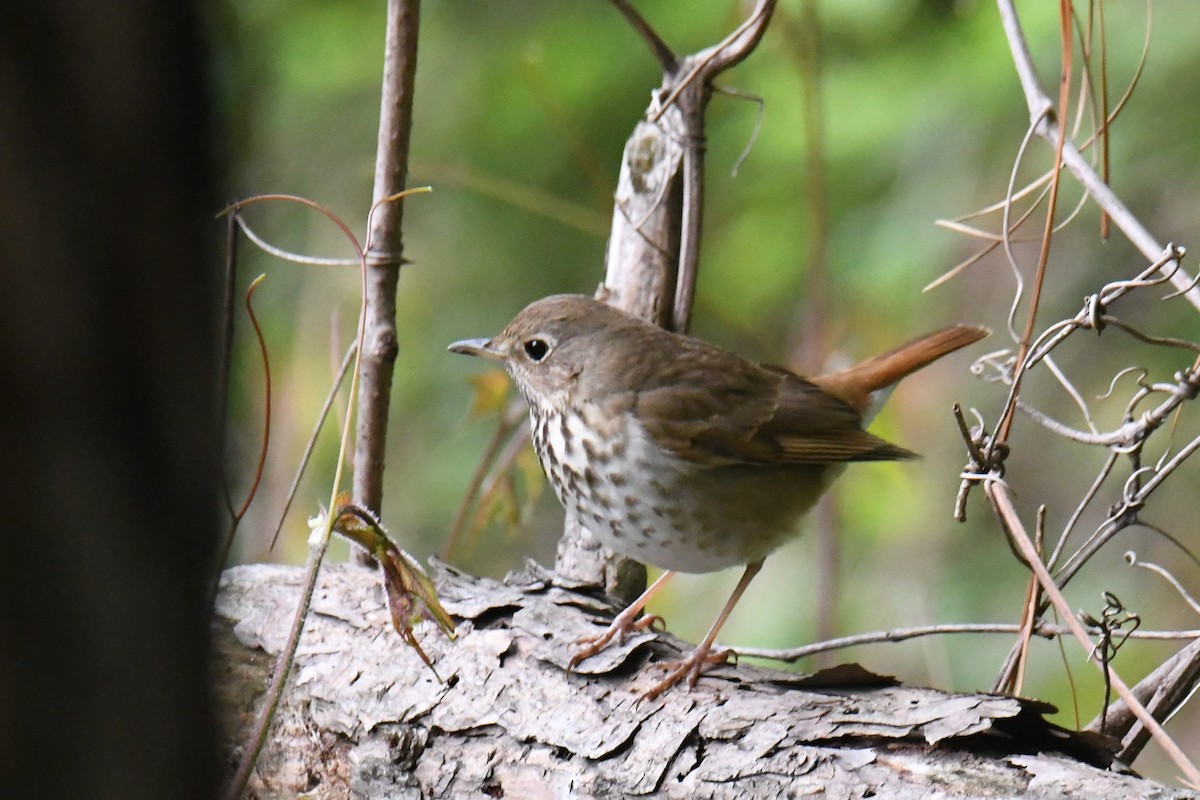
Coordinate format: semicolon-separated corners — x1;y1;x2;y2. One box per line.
523;338;550;362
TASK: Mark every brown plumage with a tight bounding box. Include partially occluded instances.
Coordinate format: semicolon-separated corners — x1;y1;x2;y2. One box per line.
450;294;988;697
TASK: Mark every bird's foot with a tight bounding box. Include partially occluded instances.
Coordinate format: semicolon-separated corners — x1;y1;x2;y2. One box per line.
569;605;663;669
641;642;733;701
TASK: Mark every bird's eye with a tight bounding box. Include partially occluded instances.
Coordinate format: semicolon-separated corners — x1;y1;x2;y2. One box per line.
523;338;550;362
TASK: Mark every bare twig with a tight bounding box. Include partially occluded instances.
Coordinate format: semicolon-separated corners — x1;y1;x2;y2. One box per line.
1053;428;1200;588
601;0;778;334
609;0;676;71
930;2;1152;292
235;216;361;266
1126;551;1200;618
986;480;1200;785
218;195;370;800
353;0;421;536
268;342;358;552
737;622;1199;663
1013;356;1199;450
217;214;239;519
214;275;271;595
1087;637;1200;764
995;0;1200;311
664;0;776;334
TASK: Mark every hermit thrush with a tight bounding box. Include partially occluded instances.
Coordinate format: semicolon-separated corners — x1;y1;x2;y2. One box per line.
450;294;987;697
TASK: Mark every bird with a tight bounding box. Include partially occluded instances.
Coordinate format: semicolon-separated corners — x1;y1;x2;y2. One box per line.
450;294;988;698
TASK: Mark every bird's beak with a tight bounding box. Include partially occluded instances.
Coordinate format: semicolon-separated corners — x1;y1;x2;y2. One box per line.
448;337;505;361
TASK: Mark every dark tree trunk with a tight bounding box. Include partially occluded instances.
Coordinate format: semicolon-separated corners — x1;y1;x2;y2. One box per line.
0;3;219;797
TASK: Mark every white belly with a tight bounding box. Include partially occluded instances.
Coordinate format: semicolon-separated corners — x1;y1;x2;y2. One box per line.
531;405;837;574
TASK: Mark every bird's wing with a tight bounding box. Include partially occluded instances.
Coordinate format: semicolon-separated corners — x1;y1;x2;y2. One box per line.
632;339;914;467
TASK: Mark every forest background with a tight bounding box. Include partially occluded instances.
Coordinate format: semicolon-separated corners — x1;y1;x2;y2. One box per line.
212;1;1200;781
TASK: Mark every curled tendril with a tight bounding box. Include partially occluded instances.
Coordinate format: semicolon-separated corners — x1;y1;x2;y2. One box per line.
1098;366;1150;400
1100;592;1141;656
1079;590;1140;736
1084;293;1106;332
1126;551;1200;617
1119;466;1156;507
972;350;1015;383
1098;246;1184;302
1162;259;1200;301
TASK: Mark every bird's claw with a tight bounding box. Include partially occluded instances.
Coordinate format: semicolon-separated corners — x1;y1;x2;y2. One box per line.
640;645;733;701
569;612;663;669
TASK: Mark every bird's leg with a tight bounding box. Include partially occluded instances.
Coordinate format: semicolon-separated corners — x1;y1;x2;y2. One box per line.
569;570;676;668
642;560;764;701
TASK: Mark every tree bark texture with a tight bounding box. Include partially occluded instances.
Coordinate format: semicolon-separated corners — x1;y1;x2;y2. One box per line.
215;564;1194;799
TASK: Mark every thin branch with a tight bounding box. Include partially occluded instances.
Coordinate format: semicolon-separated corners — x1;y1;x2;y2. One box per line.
992;0;1073;450
218;195;369;800
213;275;272;595
666;0;777;334
353;0;421;527
1045;449;1119;571
1015;359;1199;449
737;622;1200;663
1087;637;1200;763
986;480;1200;786
268;342;359;552
1126;551;1200;617
995;0;1200;311
931;2;1152;293
235;216;361;266
608;0;676;71
217;214;239;519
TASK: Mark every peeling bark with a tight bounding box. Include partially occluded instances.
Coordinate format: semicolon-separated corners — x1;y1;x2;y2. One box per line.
215;564;1195;799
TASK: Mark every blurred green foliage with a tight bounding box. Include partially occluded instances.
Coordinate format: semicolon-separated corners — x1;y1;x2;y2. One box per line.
211;0;1200;776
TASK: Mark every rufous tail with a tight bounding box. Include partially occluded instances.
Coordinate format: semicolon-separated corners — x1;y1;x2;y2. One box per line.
814;324;989;416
